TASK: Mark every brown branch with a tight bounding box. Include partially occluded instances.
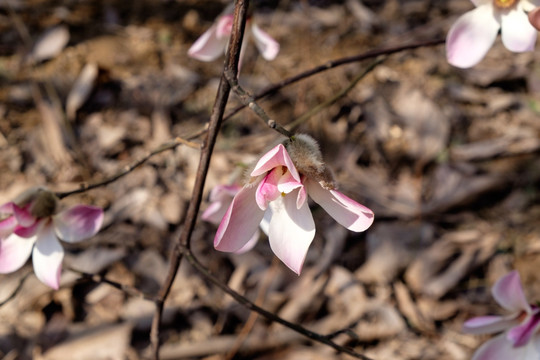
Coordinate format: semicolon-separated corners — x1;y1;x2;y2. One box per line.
56;136;201;199
181;245;374;360
223;38;445;122
0;271;32;307
148;1;250;359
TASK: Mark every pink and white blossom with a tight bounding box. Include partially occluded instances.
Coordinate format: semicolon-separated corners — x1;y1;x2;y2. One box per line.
0;188;104;289
188;13;279;64
446;0;540;68
463;270;540;360
213;136;374;274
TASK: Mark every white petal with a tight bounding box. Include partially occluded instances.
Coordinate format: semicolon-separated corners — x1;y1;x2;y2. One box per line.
250;23;280;60
268;189;315;274
305;179;374;232
33;225;64;289
446;5;500;68
501;8;537;52
188;24;229;62
463;315;519;334
215;185;265;252
471;332;540;360
251;144;301;182
0;233;35;273
53;205;103;243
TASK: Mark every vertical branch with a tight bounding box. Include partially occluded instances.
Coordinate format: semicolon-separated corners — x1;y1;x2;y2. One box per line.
149;1;250;359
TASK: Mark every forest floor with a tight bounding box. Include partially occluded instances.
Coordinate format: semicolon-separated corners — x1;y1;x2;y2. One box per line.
2;0;540;359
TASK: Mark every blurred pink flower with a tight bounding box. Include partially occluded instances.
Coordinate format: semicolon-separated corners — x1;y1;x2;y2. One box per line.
0;189;103;289
446;0;539;68
188;13;279;64
529;6;540;30
213;137;374;274
464;270;540;359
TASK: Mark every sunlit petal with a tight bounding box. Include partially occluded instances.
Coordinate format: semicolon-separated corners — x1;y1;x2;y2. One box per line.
472;332;540;360
215;186;265;252
0;233;35;273
33;225;64;289
305;179;374;232
256;169;282;210
446;5;500;68
501;8;537;52
251;144;300;181
53;205;103;243
268;189;315;274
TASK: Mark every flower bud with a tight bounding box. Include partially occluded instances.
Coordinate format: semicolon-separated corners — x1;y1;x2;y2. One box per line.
15;187;59;218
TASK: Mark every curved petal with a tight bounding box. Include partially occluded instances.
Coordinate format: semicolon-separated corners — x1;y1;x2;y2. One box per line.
277;169;303;195
188;24;229;62
53;205;103;243
215;185;265;252
202;185;240;224
492;270;531;313
267;189;315;274
256;168;282;210
215;15;233;39
0;233;35;273
305;179;374;232
463;315;520;334
250;23;280;60
12;204;36;227
33;225;64;289
507;312;540;346
446;5;500;68
472;332;539;360
251;144;300;182
501;8;537;52
13;218;43;238
0;215;17;238
234;229;260;254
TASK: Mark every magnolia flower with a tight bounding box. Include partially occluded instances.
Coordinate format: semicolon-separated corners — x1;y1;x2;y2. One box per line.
446;0;540;68
463;270;540;359
214;135;374;274
188;13;279;64
0;188;103;289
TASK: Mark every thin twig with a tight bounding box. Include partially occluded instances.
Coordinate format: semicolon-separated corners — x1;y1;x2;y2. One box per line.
0;272;32;307
149;1;249;359
181;245;374;360
56;136;200;199
67;267;150;299
287;56;386;131
224;69;294;139
223;38;445;122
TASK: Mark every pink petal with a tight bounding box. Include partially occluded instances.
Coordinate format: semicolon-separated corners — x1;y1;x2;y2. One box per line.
53;205;103;243
501;8;537;52
305;179;374;232
507;312;540;346
463;315;520;335
446;5;500;68
277;169;303;196
216;15;233;38
256;168;282;210
188;24;229;62
250;23;279;61
202;185;240;224
234;229;260;254
471;333;539;360
0;233;35;273
251;144;301;182
0;216;17;238
492;271;531;313
267;189;315;274
0;202;14;215
32;225;64;289
215;185;265;252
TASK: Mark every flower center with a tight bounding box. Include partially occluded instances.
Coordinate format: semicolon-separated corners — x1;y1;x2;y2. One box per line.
493;0;517;9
